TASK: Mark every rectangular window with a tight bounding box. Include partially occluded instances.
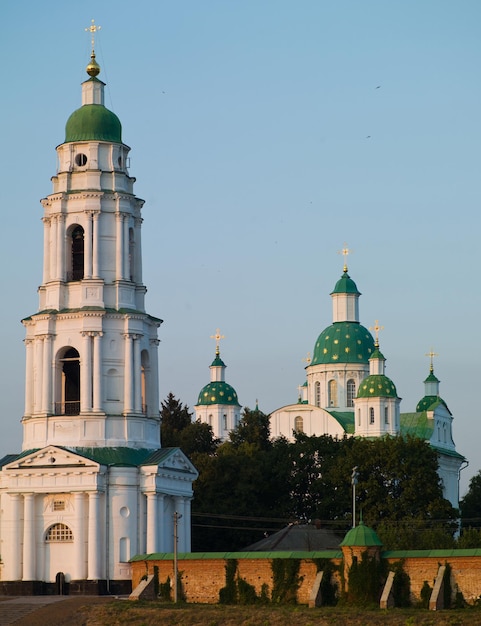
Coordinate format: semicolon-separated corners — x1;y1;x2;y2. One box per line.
53;500;65;511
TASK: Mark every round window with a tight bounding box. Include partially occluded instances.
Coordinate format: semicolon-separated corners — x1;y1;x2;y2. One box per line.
75;153;87;166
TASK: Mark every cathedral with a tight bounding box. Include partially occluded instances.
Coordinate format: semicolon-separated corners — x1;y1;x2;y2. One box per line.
0;41;197;593
197;255;465;509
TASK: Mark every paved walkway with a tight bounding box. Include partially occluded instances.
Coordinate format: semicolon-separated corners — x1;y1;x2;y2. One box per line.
0;596;69;625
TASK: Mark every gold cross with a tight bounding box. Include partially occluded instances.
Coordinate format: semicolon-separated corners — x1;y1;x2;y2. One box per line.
303;352;311;366
369;320;384;345
210;328;225;354
85;19;101;52
425;348;439;372
337;243;352;272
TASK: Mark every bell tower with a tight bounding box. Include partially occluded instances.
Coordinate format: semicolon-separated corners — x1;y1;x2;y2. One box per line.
21;40;161;451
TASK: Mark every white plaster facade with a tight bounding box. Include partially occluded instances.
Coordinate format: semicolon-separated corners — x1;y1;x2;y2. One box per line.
0;54;198;591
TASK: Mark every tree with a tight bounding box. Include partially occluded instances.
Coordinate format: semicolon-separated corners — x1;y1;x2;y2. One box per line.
229;407;271;450
460;470;481;529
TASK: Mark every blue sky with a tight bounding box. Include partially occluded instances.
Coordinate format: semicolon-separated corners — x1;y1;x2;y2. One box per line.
3;1;481;495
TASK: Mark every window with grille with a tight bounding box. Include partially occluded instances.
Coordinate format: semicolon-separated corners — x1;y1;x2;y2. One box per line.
46;523;73;542
53;500;65;511
294;416;304;433
347;379;356;407
369;407;375;424
315;382;321;407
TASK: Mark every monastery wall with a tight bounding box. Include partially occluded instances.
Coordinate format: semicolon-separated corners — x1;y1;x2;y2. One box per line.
131;552;481;605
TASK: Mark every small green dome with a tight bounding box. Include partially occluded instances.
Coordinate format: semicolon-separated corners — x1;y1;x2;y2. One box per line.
340;521;382;547
197;382;240;406
331;271;360;295
311;322;375;366
357;374;397;398
65;102;122;143
211;355;226;367
416;396;448;412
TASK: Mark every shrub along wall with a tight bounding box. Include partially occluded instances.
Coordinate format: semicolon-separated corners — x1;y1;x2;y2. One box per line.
130;549;481;606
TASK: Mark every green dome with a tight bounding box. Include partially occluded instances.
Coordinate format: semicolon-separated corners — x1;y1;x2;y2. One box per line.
340;521;382;547
197;382;240;406
65;103;122;143
416;396;448;412
311;322;375;366
331;271;360;295
357;374;397;398
211;355;226;367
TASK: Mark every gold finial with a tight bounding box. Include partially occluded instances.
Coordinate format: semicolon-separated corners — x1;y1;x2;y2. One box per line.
85;19;101;77
369;320;384;347
425;348;439;372
303;352;311;366
210;328;225;355
337;243;352;273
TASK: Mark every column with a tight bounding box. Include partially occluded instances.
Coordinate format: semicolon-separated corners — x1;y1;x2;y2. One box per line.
146;492;158;554
10;494;22;580
58;214;65;281
174;496;186;553
50;216;57;281
93;332;103;412
134;217;143;284
23;493;36;580
34;337;44;414
133;335;142;413
157;494;165;551
116;212;124;280
92;212;100;278
84;212;93;279
42;217;50;283
41;335;52;414
183;497;192;552
24;339;34;416
149;339;160;420
123;217;130;282
73;492;87;580
87;492;102;580
81;332;92;412
123;334;133;413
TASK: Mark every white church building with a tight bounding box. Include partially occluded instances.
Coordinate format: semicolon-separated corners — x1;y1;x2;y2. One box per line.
0;45;197;594
268;258;465;509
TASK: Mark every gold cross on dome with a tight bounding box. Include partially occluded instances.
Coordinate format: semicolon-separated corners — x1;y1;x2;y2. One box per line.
425;348;439;372
369;320;384;345
85;19;101;52
303;352;311;366
210;328;225;354
337;243;352;272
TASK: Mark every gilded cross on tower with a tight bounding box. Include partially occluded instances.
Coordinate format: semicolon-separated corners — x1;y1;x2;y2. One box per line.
369;320;384;346
337;243;352;273
425;348;439;372
85;19;101;52
303;352;311;366
210;328;225;355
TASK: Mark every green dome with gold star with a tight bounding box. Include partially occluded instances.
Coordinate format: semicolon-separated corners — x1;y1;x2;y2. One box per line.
311;322;375;366
197;382;240;406
357;374;398;398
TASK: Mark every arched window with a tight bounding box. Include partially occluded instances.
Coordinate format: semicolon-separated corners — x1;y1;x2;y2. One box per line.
119;537;130;562
328;380;338;407
55;347;80;415
358;409;361;426
347;379;356;407
208;414;213;426
45;523;73;542
223;414;227;430
315;382;321;407
369;407;375;424
294;416;304;433
384;406;389;424
141;350;150;415
70;225;84;281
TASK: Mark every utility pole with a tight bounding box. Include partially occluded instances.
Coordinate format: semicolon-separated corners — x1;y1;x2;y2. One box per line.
173;511;182;603
351;466;359;528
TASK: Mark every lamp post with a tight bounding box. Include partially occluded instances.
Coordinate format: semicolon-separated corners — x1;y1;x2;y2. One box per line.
351;466;359;528
173;511;182;603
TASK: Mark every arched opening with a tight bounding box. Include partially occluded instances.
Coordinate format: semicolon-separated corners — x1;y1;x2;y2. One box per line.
55;347;80;415
346;379;356;408
315;381;321;407
294;415;304;433
67;225;84;281
328;380;337;407
45;523;74;542
141;350;150;415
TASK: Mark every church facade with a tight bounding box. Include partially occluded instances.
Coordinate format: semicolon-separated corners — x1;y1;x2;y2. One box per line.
269;259;465;509
0;46;197;593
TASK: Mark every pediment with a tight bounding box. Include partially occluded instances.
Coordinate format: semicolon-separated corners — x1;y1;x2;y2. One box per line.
4;446;100;470
142;448;198;478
